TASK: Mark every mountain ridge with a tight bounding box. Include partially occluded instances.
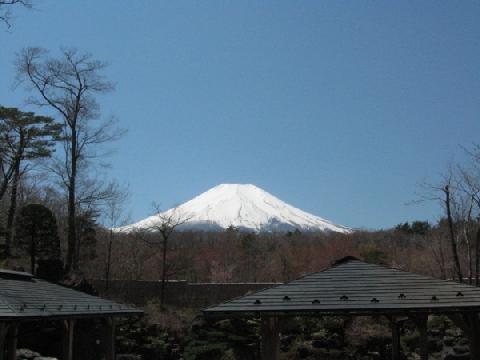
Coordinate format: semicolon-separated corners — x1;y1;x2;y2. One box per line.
117;184;351;233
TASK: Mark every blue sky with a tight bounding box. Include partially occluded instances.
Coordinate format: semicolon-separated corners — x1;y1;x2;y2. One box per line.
1;1;479;229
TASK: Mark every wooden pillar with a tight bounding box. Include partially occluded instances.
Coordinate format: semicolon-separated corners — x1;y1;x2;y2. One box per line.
465;313;480;360
391;316;400;360
0;323;9;360
102;318;116;360
260;316;280;360
62;319;76;360
6;323;18;360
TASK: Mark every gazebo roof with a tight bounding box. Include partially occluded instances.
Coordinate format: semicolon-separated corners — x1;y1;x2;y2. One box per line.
0;269;142;320
203;257;480;317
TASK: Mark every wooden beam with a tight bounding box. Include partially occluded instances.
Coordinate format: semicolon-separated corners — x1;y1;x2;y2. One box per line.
102;318;116;360
391;316;400;360
62;320;76;360
260;316;280;360
6;323;17;360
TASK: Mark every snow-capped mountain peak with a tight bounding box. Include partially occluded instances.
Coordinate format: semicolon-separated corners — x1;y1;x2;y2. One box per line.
118;184;351;233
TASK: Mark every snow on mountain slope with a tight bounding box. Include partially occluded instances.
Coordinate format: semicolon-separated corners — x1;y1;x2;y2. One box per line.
117;184;351;233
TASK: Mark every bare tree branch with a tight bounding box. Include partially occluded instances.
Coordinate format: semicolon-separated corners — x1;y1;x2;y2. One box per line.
140;204;192;308
0;0;31;29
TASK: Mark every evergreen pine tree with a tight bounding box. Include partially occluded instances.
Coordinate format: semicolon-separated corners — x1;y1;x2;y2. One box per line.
15;204;60;275
0;106;61;256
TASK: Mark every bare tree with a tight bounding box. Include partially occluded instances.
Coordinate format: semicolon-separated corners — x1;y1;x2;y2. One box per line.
418;172;464;282
430;229;447;280
103;183;129;293
458;147;480;285
0;0;31;28
16;47;123;272
126;229;148;280
442;182;464;282
143;205;191;308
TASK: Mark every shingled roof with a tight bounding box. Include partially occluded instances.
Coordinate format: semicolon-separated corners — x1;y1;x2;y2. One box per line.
0;269;142;320
203;257;480;317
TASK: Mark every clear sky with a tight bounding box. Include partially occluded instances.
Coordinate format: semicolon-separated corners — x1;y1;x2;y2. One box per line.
1;1;479;229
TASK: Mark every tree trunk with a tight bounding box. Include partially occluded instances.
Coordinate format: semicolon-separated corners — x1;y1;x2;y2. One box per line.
467;241;473;284
0;145;21;205
445;185;463;282
475;226;480;287
105;229;113;294
5;161;21;257
465;225;473;284
66;128;77;272
0;175;11;203
30;231;36;275
438;237;447;279
465;200;474;284
160;233;168;309
66;183;76;272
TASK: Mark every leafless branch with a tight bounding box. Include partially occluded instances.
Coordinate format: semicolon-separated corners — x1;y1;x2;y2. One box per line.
0;0;31;29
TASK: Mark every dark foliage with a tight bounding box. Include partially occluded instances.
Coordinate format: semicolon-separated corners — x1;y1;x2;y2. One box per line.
14;203;60;274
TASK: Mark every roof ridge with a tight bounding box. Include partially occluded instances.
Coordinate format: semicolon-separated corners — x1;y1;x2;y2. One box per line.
330;256;360;267
203;256;364;311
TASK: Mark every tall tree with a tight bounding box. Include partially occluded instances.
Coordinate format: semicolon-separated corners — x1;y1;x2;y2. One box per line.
16;47;121;272
103;184;129;293
15;203;60;275
0;107;60;256
420;173;465;282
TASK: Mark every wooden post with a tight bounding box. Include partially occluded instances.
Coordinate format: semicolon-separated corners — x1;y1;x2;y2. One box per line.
103;317;116;360
62;319;76;360
6;323;17;360
413;314;428;360
0;323;8;360
391;316;400;360
260;316;280;360
465;313;480;360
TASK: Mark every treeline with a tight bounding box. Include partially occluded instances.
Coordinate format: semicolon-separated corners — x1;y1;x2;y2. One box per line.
87;217;472;286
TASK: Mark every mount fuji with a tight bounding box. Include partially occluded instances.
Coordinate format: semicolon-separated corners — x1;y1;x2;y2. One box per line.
118;184;351;233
